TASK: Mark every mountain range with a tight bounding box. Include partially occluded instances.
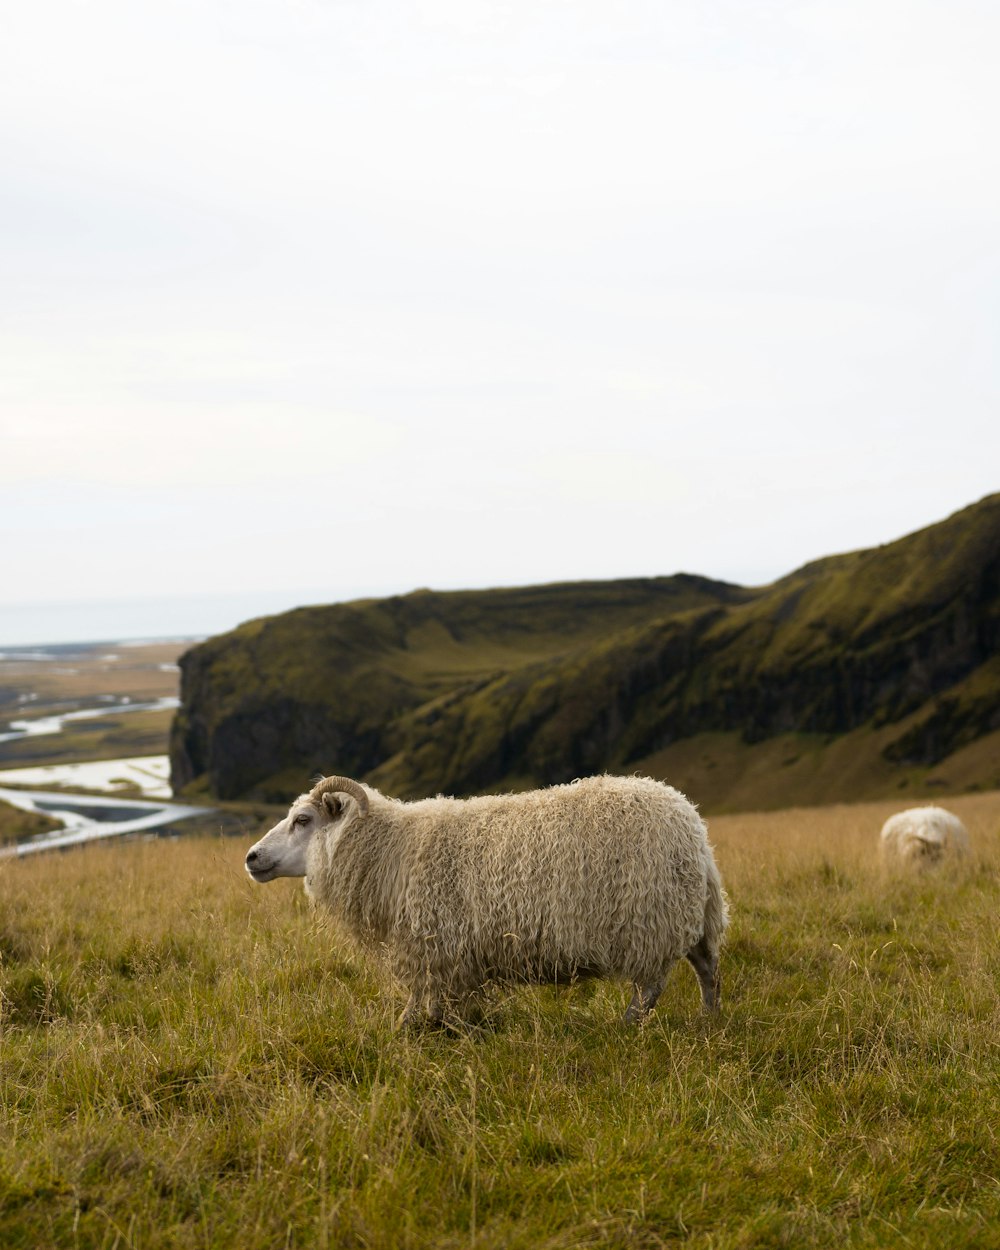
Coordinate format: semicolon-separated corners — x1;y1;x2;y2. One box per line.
170;494;1000;812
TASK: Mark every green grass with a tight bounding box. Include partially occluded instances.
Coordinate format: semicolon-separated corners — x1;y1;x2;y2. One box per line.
1;792;999;1248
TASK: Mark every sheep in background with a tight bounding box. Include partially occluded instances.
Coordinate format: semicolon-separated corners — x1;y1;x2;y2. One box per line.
245;773;729;1026
879;805;970;867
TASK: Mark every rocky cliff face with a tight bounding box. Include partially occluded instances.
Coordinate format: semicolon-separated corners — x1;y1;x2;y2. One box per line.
170;495;1000;808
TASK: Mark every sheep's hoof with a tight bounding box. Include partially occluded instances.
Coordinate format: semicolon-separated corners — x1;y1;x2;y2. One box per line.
624;982;662;1024
396;1004;450;1032
396;1001;424;1031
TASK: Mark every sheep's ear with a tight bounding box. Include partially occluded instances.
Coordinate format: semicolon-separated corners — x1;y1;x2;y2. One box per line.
321;793;344;820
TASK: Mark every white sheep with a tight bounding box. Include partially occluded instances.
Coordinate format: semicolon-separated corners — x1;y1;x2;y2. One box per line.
879;805;970;867
245;773;729;1026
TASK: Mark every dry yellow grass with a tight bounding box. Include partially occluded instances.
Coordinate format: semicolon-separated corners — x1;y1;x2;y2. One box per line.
1;790;999;1248
709;788;1000;881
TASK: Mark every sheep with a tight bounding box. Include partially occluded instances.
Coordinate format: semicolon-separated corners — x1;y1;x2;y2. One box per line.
879;805;970;867
245;773;729;1026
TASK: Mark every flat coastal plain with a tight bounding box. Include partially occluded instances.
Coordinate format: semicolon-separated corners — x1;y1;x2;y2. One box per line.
1;789;998;1249
0;641;185;771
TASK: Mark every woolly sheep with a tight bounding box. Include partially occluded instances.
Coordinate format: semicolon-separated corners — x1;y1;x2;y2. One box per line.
879;805;970;867
245;773;729;1026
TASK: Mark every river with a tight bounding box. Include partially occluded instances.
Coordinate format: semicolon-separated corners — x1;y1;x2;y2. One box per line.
0;784;212;857
0;701;212;855
0;696;180;744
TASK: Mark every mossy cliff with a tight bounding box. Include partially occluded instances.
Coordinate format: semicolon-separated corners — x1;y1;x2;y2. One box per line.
170;495;1000;809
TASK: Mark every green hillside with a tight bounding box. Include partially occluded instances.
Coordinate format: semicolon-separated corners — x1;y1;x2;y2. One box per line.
170;494;1000;809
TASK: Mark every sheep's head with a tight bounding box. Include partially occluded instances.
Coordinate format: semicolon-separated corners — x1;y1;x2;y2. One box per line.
244;775;369;882
900;832;947;867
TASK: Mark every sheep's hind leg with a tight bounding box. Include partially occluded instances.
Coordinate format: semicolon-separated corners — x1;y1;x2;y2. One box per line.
685;934;720;1011
624;979;665;1024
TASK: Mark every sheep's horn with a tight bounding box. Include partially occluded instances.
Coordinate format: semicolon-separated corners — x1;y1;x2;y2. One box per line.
311;774;369;817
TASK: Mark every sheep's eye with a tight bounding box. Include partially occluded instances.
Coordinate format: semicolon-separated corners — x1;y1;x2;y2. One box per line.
293;813;310;827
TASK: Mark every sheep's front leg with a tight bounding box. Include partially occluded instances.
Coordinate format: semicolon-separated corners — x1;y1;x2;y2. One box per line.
398;991;422;1030
397;980;445;1030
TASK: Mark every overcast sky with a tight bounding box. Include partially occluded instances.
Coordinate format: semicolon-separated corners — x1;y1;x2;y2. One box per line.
2;0;998;645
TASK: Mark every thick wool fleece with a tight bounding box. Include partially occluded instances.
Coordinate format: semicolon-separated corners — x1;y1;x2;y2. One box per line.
879;805;970;866
305;774;728;1010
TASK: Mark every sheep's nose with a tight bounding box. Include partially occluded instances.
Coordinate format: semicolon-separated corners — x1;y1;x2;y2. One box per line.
245;849;259;866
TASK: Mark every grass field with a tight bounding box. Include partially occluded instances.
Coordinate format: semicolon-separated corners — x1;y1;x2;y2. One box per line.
1;791;999;1249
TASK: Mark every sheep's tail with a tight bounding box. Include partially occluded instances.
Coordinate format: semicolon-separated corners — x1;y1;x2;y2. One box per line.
702;854;729;954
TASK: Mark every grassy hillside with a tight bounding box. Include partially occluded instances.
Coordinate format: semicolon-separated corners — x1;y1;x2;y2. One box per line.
170;575;748;800
1;791;998;1248
170;495;1000;806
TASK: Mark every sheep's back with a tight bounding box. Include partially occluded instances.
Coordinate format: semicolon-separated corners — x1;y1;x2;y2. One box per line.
397;776;712;984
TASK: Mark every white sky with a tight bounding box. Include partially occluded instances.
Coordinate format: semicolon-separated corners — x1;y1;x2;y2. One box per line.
2;1;998;644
